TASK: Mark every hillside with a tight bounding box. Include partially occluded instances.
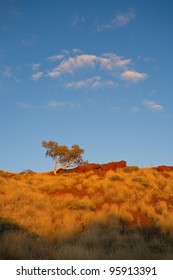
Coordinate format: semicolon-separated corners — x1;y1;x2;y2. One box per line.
0;162;173;259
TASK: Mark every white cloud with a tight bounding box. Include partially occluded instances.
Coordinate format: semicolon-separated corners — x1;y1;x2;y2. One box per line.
59;54;97;72
47;50;69;61
97;9;135;31
43;50;147;87
31;63;41;71
66;76;115;89
47;54;97;77
99;53;131;70
47;49;83;62
48;54;65;61
47;70;61;78
47;52;133;78
31;72;43;80
143;100;164;112
121;70;147;82
112;10;136;27
66;77;97;89
72;48;83;54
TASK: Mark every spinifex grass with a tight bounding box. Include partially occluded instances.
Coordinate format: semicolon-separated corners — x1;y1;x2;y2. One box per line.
0;168;173;259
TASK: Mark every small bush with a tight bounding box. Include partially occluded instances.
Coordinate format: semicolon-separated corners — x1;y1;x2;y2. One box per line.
110;175;124;182
123;166;139;173
20;169;35;174
132;177;150;187
68;199;96;211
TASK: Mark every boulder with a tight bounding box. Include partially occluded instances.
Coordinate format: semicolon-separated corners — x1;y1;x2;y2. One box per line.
155;165;173;172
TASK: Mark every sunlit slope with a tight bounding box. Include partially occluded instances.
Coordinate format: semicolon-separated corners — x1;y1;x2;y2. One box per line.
0;167;173;239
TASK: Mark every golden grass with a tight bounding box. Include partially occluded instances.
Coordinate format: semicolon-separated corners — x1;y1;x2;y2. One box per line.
0;167;173;259
0;168;173;237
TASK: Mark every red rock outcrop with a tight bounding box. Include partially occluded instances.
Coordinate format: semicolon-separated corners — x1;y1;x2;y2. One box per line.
155;165;173;172
57;161;127;175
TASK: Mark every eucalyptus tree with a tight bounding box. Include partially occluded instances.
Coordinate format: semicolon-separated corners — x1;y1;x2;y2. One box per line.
42;141;84;175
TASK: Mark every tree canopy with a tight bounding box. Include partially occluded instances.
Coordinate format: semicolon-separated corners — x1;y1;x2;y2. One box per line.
42;141;85;174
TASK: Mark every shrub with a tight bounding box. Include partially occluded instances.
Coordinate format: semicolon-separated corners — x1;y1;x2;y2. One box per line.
110;175;124;182
123;166;139;173
20;169;35;174
68;198;96;211
132;177;150;187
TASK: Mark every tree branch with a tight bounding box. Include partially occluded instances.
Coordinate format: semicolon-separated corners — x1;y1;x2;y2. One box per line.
55;160;73;174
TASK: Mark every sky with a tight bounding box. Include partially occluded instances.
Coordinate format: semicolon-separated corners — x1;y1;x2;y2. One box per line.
0;0;173;172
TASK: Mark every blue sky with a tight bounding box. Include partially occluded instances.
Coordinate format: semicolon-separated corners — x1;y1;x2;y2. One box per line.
0;0;173;172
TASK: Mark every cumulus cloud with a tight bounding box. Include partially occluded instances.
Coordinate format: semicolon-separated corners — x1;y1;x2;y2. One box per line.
97;9;135;31
47;54;97;77
32;49;147;88
59;54;97;71
31;72;43;80
143;100;164;112
121;70;147;82
66;76;115;89
99;53;131;70
47;52;133;79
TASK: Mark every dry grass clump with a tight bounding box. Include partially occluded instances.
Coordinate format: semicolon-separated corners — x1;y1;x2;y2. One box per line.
104;184;132;203
0;167;173;259
123;166;139;173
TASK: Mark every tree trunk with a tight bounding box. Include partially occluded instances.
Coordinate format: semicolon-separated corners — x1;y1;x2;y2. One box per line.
53;158;59;175
54;159;73;175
